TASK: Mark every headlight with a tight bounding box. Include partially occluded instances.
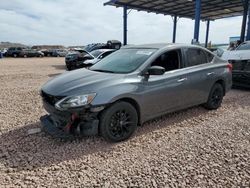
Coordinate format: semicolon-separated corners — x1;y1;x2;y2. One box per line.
55;93;96;110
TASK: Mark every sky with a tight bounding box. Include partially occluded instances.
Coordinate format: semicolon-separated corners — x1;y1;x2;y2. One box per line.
0;0;244;46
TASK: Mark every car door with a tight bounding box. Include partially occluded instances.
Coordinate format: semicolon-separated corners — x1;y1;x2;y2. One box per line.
141;49;190;119
182;48;216;106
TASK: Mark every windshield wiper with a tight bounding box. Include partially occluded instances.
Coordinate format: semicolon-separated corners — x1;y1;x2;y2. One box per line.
91;69;115;73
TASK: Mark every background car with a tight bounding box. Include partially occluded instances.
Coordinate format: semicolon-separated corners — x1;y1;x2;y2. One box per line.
81;49;116;67
65;49;92;70
222;41;250;61
230;60;250;89
6;47;26;57
208;47;224;57
19;49;44;58
52;49;68;57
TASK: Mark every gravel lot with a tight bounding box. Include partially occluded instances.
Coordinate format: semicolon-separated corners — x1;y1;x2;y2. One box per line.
0;57;249;188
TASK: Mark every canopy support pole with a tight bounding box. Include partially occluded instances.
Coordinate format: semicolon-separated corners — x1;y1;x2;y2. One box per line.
241;0;249;42
172;15;178;43
193;0;201;44
123;5;128;45
247;2;250;41
205;20;210;48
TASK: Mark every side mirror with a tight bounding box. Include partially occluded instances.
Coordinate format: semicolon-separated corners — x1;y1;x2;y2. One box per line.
147;66;165;76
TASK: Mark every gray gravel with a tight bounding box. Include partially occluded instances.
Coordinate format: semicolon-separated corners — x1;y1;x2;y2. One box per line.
0;57;249;188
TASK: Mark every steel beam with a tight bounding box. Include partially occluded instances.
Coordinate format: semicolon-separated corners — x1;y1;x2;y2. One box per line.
247;3;250;41
241;0;249;42
123;6;128;45
205;20;210;48
172;15;178;43
193;0;201;43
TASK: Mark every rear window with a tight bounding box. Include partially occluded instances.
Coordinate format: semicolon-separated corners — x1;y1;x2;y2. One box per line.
186;48;208;67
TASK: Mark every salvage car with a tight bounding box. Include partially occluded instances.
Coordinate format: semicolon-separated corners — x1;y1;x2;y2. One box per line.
40;44;232;142
52;49;68;57
6;47;26;57
230;60;250;88
79;49;116;67
65;49;92;70
222;41;250;61
19;49;44;58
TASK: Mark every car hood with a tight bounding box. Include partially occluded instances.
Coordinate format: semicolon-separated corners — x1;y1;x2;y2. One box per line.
42;68;125;96
222;50;250;61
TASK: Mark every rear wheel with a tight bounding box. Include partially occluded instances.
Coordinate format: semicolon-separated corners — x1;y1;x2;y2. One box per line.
204;83;224;110
100;102;138;142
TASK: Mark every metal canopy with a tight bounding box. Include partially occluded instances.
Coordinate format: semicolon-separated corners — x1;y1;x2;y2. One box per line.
104;0;245;20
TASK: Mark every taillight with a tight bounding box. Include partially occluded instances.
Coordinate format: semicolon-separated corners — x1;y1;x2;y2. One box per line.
227;63;233;72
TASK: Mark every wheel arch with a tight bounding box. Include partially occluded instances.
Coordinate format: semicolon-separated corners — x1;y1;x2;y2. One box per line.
214;79;226;96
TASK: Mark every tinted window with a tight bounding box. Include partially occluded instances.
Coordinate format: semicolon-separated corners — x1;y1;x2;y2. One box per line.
90;49;156;74
205;51;214;62
91;50;103;58
236;43;250;50
151;50;180;72
186;48;207;67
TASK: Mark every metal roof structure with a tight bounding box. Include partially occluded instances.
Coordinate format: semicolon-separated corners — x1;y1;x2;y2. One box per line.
104;0;250;46
104;0;245;20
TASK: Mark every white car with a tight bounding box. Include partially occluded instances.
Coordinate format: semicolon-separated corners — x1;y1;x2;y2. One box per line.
222;41;250;61
83;49;116;66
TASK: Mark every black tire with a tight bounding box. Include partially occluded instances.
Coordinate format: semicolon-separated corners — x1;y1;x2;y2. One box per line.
204;83;224;110
100;102;138;142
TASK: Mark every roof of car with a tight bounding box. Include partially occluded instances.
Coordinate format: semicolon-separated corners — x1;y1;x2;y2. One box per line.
122;43;202;50
91;49;116;53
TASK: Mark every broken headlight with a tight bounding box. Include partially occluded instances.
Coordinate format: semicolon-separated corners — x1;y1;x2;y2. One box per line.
55;93;96;110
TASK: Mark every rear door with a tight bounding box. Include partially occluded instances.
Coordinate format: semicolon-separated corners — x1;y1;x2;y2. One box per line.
182;48;218;106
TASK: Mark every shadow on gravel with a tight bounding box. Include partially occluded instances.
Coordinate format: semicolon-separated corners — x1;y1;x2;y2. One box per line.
48;73;61;77
52;64;66;70
0;106;210;171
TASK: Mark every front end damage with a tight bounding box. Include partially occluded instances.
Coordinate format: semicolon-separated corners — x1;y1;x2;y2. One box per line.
40;92;103;139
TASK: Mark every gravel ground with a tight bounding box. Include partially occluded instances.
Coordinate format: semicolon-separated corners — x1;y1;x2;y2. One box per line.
0;57;249;188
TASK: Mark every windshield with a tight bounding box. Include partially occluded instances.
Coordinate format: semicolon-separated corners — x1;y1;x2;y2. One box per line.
90;50;103;58
236;43;250;50
89;48;157;74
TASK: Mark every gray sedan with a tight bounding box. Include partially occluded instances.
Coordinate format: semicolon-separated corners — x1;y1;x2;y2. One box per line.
40;44;232;142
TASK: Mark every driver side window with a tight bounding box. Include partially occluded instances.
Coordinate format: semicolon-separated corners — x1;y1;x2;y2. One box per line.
151;50;181;72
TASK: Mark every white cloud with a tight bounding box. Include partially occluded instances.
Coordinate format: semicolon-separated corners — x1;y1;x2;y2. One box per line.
0;0;244;46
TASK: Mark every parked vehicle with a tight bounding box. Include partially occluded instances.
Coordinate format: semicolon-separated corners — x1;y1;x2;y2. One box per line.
208;47;224;57
70;49;116;69
19;49;44;57
221;41;250;88
40;44;232;142
6;47;26;57
65;49;93;70
0;48;8;56
222;41;250;61
52;49;68;57
84;40;122;52
230;60;250;88
41;49;54;57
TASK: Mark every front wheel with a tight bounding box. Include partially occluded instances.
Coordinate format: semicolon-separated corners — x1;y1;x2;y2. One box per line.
204;83;224;110
100;102;138;142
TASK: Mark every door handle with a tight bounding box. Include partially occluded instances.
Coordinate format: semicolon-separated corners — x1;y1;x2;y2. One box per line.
177;78;187;83
207;72;215;76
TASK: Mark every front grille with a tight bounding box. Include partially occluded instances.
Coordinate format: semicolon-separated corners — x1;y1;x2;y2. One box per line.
41;91;64;106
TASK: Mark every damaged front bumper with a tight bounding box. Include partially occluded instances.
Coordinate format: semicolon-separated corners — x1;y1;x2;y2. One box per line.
40;100;102;139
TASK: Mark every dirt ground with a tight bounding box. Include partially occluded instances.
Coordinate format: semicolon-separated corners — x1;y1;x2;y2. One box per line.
0;57;249;188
